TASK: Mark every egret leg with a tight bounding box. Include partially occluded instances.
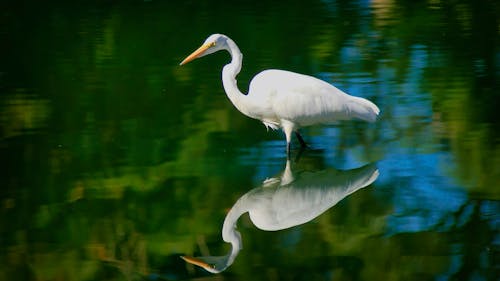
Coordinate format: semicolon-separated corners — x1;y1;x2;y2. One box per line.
282;120;295;156
295;131;307;148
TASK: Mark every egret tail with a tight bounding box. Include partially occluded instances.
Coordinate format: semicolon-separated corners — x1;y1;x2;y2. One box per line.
347;96;380;123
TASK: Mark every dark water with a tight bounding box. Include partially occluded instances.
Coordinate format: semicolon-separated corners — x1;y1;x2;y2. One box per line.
1;1;499;280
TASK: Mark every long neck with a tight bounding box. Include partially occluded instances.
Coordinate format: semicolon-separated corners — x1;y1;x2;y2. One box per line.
219;196;247;268
222;38;253;117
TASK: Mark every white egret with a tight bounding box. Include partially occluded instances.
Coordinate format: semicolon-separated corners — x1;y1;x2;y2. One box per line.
180;34;380;153
181;160;379;273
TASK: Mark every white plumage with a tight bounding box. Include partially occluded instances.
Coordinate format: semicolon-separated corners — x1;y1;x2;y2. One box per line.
180;34;380;153
181;160;379;273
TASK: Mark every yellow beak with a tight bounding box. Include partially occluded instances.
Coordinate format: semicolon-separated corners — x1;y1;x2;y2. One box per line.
179;43;211;66
181;255;213;269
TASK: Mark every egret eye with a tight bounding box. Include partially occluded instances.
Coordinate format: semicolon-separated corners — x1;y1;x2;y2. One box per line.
203;42;216;48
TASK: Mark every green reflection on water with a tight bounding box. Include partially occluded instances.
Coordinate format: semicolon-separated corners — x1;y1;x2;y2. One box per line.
1;0;499;280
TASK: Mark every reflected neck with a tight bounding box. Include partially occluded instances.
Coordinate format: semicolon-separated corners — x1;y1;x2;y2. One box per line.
220;198;246;268
222;194;248;249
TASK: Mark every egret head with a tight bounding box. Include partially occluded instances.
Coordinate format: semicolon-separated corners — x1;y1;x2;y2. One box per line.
181;227;242;274
180;34;229;65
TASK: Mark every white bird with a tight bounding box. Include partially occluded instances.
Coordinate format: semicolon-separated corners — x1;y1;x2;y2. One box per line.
181;160;379;273
180;34;380;154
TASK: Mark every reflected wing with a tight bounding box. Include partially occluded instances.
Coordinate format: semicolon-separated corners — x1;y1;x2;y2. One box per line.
248;163;379;231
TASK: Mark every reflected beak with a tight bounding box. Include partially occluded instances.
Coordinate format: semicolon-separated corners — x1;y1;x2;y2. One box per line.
181;256;213;269
179;44;211;66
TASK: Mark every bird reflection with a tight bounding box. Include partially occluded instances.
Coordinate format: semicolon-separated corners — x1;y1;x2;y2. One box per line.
182;159;379;273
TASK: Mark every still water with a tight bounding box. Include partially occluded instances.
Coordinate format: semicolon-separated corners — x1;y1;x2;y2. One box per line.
1;1;499;280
